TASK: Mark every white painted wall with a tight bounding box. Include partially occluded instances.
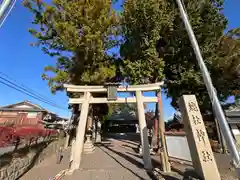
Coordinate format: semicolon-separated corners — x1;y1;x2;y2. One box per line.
27;112;38;118
14;105;32;109
230;124;240;135
165;135;192;162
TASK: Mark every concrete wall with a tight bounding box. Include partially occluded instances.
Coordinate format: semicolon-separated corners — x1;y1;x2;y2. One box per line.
0;140;59;180
230;124;240;148
230;124;240;136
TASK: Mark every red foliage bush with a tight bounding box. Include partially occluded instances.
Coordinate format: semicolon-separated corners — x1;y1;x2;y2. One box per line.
0;126;58;147
0;126;15;147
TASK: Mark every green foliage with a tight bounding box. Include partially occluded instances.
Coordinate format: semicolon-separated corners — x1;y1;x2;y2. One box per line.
24;0;120;93
210;28;240;104
160;0;228;111
120;0;170;84
25;0;240;114
121;0;240;112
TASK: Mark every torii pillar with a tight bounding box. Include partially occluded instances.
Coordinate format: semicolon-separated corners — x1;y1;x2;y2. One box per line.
70;92;90;171
136;90;152;170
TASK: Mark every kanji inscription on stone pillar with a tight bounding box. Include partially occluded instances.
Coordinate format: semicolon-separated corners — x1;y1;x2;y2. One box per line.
179;95;221;180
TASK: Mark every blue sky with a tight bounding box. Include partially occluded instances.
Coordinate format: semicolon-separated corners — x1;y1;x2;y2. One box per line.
0;1;239;120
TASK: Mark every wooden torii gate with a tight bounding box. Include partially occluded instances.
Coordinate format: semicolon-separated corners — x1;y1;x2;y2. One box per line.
64;82;169;172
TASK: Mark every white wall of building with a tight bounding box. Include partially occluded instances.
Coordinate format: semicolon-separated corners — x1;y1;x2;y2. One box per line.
27;112;38;118
230;124;240;136
14;105;32;109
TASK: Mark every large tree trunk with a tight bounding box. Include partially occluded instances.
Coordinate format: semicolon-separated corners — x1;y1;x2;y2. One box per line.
92;116;96;141
151;117;159;150
151;93;159;151
95;116;102;143
87;116;93;131
65;133;70;149
92;102;108;143
86;106;93;133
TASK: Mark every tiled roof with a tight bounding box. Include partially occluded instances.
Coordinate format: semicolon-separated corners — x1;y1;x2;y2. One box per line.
108;110;137;121
2;100;46;111
225;104;240;119
225;105;240;112
0;107;46;112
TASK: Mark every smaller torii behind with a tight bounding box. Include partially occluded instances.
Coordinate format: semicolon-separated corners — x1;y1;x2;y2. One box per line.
64;82;169;172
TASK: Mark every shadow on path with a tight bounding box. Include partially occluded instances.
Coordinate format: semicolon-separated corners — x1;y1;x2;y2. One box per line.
171;167;202;180
16;141;53;180
99;144;158;180
104;145;144;169
116;139;140;146
121;144;139;153
99;146;152;180
126;151;198;180
125;151;159;168
105;133;141;142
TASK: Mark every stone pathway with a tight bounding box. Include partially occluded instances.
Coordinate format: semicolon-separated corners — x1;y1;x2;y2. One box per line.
18;136;239;180
19;138;155;180
63;138;155;180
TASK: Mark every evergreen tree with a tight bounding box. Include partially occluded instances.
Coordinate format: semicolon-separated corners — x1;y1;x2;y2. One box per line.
121;0;240;112
120;0;168;84
24;0;120;93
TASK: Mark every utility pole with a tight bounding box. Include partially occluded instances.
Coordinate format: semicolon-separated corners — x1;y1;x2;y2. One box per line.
0;0;16;28
0;0;11;17
175;0;240;168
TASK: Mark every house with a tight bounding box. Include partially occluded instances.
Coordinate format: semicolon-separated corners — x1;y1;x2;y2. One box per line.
0;100;52;126
103;109;156;133
104;109;138;133
165;111;183;132
225;105;240;144
44;116;69;130
166;111;219;140
167;106;240;148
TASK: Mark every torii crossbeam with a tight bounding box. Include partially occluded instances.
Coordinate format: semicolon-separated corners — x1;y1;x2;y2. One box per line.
64;82;169;172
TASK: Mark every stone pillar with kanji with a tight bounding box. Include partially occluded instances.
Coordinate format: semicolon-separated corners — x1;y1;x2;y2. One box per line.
179;95;221;180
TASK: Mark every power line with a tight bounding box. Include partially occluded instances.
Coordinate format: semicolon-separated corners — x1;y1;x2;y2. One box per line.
0;74;68;111
0;75;64;108
0;71;60;104
0;79;68;111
